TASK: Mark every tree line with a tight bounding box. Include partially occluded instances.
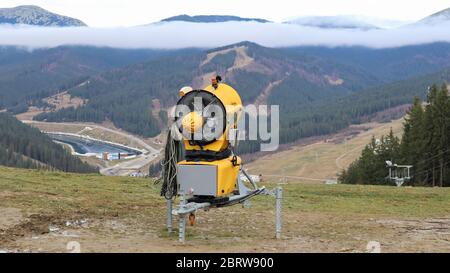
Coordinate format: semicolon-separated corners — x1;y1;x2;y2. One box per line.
339;83;450;187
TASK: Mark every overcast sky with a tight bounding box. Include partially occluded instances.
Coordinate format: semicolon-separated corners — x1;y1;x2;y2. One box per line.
1;0;449;27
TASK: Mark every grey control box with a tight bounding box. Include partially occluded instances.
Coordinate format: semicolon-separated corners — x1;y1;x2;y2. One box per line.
177;164;217;196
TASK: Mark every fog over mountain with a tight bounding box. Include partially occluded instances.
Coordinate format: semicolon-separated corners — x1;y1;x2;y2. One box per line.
1;20;450;49
285;15;410;29
159;14;269;23
285;15;380;30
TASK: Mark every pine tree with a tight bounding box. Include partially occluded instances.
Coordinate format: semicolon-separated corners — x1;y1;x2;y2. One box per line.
400;97;426;184
432;84;450;186
422;85;439;186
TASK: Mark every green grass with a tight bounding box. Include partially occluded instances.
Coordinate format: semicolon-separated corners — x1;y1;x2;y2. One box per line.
253;182;450;218
1;166;450;252
1;166;449;220
0;166;163;218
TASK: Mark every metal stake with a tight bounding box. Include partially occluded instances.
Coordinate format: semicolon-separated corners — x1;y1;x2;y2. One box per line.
179;214;186;243
166;198;173;233
178;192;187;243
275;187;282;239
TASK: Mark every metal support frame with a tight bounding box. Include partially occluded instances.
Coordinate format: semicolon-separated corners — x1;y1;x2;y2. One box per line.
166;199;173;233
170;170;283;243
178;192;187;243
260;186;282;239
386;161;413;187
275;187;282;239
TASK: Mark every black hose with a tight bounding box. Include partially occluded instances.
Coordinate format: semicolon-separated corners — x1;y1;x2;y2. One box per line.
159;129;181;199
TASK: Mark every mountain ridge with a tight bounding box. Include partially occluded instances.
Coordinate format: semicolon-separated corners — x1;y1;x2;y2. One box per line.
414;7;450;26
160;14;270;23
0;45;182;113
285;15;380;30
0;5;86;27
3;41;450;155
30;42;382;137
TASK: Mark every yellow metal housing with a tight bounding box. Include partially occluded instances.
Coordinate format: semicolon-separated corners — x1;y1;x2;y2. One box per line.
177;82;243;197
182;83;243;153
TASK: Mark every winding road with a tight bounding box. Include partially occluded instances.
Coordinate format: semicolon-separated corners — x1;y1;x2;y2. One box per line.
22;120;161;176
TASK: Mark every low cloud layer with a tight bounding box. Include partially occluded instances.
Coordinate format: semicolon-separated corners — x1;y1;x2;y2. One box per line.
1;21;450;49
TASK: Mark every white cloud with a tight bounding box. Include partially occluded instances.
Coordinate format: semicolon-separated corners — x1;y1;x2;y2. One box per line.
1;21;450;49
2;0;450;27
286;15;412;29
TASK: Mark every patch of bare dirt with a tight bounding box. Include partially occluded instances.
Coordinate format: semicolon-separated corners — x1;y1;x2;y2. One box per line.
1;214;56;246
374;218;450;252
195;46;258;88
15;91;86;121
229;46;254;71
324;75;344;85
0;211;92;249
15;106;44;121
0;208;23;231
254;76;288;108
2;205;449;252
201;46;253;70
44;91;85;110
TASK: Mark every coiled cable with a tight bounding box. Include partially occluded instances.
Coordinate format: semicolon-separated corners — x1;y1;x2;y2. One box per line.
159;128;181;200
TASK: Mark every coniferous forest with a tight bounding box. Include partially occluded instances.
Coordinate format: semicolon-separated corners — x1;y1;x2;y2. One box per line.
0;113;98;173
339;83;450;187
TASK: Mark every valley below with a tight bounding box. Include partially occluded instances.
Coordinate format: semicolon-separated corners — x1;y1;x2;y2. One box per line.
21;120;162;176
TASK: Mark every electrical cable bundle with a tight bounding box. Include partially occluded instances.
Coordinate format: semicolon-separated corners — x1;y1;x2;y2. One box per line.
159;129;181;199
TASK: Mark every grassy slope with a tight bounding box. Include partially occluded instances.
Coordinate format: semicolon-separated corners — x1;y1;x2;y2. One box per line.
1;166;450;252
2;166;449;218
0;167;162;216
247;118;404;181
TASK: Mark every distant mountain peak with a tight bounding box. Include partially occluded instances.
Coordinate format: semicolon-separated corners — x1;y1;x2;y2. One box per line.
13;5;41;10
286;15;380;30
0;5;87;27
417;7;450;25
160;14;270;23
426;7;450;19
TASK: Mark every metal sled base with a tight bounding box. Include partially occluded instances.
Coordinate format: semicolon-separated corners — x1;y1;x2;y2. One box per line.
168;168;283;243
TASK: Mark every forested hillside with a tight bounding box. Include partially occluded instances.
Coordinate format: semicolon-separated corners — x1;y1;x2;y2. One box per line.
285;43;450;82
33;42;379;137
235;68;450;155
160;14;270;23
0;113;98;173
340;84;450;187
3;41;450;153
274;68;450;143
0;46;178;113
34;52;205;137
